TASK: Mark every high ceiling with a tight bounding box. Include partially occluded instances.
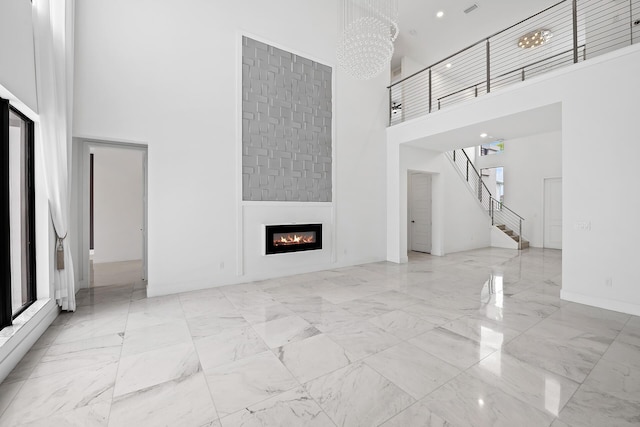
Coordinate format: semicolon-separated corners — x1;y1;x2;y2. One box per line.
392;0;562;70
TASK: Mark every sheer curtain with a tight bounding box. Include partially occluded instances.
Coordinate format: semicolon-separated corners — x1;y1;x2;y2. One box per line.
32;0;76;311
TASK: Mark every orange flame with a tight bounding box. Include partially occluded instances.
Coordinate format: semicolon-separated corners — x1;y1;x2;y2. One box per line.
274;233;315;246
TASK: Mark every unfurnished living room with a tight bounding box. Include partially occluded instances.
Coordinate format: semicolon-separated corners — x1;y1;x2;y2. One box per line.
1;0;639;426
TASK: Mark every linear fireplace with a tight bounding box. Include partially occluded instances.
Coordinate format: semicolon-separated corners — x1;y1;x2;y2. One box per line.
265;223;323;255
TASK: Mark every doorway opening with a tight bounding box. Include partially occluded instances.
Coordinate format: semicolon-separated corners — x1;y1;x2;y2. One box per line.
408;171;433;254
74;139;148;292
481;167;504;204
90;145;146;288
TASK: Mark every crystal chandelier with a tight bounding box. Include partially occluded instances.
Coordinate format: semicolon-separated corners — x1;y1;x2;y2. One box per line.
337;0;399;80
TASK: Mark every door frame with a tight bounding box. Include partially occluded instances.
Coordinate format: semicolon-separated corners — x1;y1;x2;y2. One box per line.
72;137;149;290
407;170;436;255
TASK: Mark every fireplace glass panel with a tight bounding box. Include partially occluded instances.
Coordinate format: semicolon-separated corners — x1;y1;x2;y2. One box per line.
265;224;322;255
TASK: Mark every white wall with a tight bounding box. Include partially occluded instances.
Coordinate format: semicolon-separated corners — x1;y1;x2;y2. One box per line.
396;146;491;261
387;44;640;316
92;146;143;264
0;0;38;112
73;0;388;296
475;131;562;248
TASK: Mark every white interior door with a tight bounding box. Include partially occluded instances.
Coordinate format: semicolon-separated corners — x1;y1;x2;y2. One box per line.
410;173;432;253
544;177;562;249
142;151;148;281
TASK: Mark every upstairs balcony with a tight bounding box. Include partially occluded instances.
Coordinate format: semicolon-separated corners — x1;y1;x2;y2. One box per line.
389;0;639;126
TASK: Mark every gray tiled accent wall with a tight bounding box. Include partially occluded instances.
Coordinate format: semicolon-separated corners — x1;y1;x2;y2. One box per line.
242;37;332;202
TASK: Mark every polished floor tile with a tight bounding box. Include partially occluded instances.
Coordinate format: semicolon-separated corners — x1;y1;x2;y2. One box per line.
31;334;123;379
379;401;455;427
467;351;579;417
121;319;192;356
205;351;298;417
109;372;218;427
186;310;249;339
558;386;640;427
274;333;350;383
113;342;200;397
421;373;555;427
194;326;268;372
22;401;111;427
305;362;415;426
220;387;332;427
367;309;435;340
364;341;461;399
3;248;639;426
251;315;320;348
504;328;604;383
0;362;117;425
325;320;401;361
409;327;497;370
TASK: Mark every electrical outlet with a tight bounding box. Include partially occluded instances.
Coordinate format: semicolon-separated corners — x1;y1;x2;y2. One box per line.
605;278;613;288
219;262;225;270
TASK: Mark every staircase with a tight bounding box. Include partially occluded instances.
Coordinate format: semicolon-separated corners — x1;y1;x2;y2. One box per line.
446;148;529;250
496;225;529;250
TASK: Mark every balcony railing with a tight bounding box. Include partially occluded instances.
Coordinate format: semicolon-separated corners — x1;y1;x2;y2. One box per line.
389;0;640;125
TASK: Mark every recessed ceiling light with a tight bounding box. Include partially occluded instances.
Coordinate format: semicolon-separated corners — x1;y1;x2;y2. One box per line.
480;133;488;138
445;63;452;68
436;11;444;18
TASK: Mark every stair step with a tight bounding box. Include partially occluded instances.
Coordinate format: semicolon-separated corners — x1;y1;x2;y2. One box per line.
519;240;530;250
497;225;514;234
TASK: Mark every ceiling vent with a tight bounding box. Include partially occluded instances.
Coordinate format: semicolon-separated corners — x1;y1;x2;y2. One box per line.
464;4;479;14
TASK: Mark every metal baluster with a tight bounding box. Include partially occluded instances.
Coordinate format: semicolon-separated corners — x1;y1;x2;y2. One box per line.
573;0;579;63
486;38;491;93
428;68;432;113
518;219;523;250
388;89;392;126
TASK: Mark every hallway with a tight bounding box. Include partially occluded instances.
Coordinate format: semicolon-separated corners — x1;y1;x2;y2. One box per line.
0;248;638;426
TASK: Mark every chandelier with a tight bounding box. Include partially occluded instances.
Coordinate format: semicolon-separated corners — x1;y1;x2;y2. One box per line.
518;29;553;49
337;0;399;80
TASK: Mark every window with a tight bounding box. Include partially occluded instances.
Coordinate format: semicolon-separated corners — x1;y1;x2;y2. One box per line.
480;140;504;156
481;166;505;204
1;98;36;329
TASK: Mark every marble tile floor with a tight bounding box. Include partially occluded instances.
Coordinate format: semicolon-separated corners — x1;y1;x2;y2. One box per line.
91;259;144;288
1;248;639;426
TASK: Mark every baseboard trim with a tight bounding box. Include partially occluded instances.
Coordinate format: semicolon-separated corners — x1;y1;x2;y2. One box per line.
561;290;640;316
147;256;386;297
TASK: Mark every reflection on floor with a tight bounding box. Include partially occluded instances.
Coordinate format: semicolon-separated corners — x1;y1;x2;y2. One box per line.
1;248;639;426
91;260;143;288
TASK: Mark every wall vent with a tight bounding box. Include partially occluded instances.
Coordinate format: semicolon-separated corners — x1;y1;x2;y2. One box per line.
464;4;479;14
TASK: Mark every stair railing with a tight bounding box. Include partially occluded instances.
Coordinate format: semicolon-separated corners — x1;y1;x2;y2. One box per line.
489;197;525;250
447;148;525;249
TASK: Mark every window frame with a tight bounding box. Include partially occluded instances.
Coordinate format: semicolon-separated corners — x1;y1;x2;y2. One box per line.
0;98;37;329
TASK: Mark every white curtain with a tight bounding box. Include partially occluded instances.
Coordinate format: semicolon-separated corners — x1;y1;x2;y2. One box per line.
32;0;76;311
